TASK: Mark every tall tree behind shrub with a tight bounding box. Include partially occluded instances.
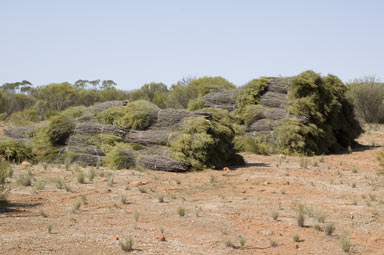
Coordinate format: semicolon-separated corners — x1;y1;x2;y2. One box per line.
346;77;384;123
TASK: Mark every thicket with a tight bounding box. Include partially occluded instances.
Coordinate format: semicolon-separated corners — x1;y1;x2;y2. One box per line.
346;77;384;123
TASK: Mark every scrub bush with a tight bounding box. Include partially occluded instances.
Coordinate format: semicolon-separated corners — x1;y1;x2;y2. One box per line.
0;140;34;162
47;115;75;145
105;143;137;170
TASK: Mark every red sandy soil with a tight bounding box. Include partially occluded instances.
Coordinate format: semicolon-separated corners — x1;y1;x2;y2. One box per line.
1;129;384;254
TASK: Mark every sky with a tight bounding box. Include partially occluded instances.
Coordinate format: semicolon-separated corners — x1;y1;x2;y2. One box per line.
1;0;383;90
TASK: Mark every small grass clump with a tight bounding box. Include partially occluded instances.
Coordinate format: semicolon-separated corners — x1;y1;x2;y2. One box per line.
121;195;129;205
293;232;300;242
269;239;278;247
158;195;164;203
119;235;133;252
178;206;186;217
340;234;352;253
17;174;32;186
138;187;147;193
71;200;81;213
88;168;96;181
238;235;246;247
325;223;335;236
47;224;53;234
272;210;279;221
225;239;235;248
76;171;85;184
56;178;65;189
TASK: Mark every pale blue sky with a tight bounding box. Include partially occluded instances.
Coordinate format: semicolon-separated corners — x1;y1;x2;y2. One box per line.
1;0;383;90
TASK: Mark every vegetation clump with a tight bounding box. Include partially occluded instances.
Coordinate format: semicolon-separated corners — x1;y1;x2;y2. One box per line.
47;115;75;146
0;140;35;162
275;71;362;155
236;77;272;116
0;161;10;205
105;143;137;170
170;115;243;170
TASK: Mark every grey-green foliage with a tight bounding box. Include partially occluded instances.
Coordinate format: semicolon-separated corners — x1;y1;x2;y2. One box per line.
346;77;384;123
47;115;75;146
101;100;160;130
0;161;10;204
276;70;362;155
0;140;35;162
105;143;137;170
170;114;244;170
236;77;272;116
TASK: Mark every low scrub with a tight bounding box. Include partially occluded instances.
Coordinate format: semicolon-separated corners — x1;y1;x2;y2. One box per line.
105;143;137;170
0;140;35;162
0;161;10;205
47;115;75;145
278;71;362;155
346;77;384;123
171;116;244;170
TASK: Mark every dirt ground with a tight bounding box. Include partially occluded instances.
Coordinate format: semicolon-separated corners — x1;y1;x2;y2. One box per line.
1;129;384;254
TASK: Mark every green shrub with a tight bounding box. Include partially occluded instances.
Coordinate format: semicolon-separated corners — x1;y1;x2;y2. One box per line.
187;97;205;111
234;135;272;155
240;104;267;126
101;106;126;125
346;77;384;123
8;108;40;125
236;77;272;115
284;71;362;154
47;115;75;145
89;134;123;154
0;140;34;162
0;112;8;121
188;76;236;97
0;161;10;204
30;127;59;162
59;105;87;119
119;100;160;130
105;143;137;170
170;117;244;170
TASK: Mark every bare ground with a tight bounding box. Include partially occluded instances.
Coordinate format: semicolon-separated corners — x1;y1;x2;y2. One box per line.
1;130;384;254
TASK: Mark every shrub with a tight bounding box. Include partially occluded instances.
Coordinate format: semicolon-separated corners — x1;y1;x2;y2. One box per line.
170;117;244;170
8;108;40;125
119;100;160;130
0;140;34;162
340;234;351;252
234;135;272;155
236;77;272;115
0;161;10;204
188;76;236;97
346;77;384;123
47;115;75;145
187;97;205;111
30;127;59;162
105;143;136;170
16;174;32;186
282;71;362;154
325;222;335;235
119;235;133;252
89;134;123;154
101;106;126;125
